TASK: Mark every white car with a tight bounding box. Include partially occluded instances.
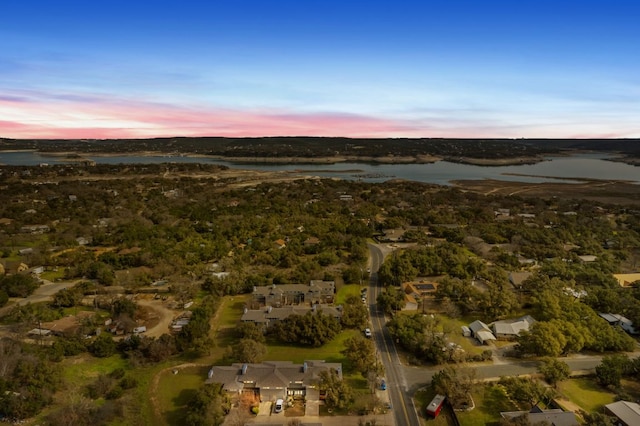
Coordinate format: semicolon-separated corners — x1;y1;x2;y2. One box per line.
274;399;284;413
364;328;372;338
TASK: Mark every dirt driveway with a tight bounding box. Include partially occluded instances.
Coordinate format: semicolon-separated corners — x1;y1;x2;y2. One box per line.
136;298;178;338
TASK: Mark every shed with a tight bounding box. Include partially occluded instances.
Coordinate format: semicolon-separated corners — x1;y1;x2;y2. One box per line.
461;326;471;337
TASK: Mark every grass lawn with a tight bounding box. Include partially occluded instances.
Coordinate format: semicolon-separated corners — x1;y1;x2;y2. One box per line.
335;284;363;305
265;328;359;364
414;388;450;425
438;315;485;356
558;377;616;413
207;295;249;363
61;353;129;386
457;384;519;426
156;365;210;425
40;268;66;281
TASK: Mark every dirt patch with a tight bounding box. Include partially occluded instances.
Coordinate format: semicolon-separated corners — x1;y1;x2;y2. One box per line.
285;399;306;417
136;299;178;338
452;179;640;205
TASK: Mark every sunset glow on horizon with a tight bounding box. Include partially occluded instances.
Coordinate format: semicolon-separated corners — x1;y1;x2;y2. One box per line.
2;1;639;140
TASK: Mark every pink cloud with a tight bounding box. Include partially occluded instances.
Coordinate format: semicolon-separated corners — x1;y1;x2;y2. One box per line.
2;92;637;140
0;94;427;139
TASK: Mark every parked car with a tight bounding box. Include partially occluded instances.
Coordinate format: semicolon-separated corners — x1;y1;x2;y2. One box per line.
274;399;284;413
380;379;387;390
364;328;372;338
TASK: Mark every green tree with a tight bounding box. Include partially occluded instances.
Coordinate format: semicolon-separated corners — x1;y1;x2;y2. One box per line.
376;287;405;315
538;358;570;387
0;273;39;297
517;321;566;357
235;322;266;343
431;366;476;409
340;295;368;329
230;339;267;363
318;369;353;410
342;335;377;377
595;354;631;388
89;333;116;358
498;376;554;409
184;383;229;426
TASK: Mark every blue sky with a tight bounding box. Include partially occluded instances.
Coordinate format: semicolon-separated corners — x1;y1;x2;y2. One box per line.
1;0;639;139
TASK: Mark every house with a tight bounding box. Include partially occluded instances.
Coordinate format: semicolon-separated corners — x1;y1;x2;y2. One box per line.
40;311;95;337
613;273;640;287
605;400;640;426
206;360;342;401
501;406;579;426
508;272;533;289
468;320;496;344
402;280;437;311
3;262;32;274
578;255;597;262
303;236;320;246
20;224;50;234
461;326;471;337
492;315;536;340
252;281;335;307
599;313;638;335
241;304;342;328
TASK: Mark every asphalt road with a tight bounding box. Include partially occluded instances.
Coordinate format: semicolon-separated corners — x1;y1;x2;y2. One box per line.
0;278;83;316
368;243;421;426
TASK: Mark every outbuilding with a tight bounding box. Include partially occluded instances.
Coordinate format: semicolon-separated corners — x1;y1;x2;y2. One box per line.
426;394;446;418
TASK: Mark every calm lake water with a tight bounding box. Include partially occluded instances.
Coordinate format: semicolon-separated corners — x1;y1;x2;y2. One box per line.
1;151;638;185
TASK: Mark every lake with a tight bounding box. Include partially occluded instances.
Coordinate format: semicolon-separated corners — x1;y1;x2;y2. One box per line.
0;151;638;185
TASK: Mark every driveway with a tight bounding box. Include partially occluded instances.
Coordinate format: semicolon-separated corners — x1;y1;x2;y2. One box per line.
305;388;320;416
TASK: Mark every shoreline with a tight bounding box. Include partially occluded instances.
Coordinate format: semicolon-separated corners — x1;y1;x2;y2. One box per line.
2;149;638;168
21;151;548;166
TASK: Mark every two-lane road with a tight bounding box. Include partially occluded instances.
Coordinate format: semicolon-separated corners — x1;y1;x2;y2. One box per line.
368;243;421;426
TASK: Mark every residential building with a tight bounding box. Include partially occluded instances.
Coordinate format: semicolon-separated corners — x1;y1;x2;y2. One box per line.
206;360;342;401
599;313;638;335
468;320;496;344
492;315;536;340
241;304;342;328
501;406;579;426
508;272;532;289
252;281;335;307
613;273;640;287
605;400;640;426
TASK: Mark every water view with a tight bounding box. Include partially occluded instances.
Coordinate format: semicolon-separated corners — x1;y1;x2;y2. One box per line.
0;151;638;185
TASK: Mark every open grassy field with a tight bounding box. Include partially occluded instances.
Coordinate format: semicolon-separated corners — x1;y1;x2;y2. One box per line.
156;365;210;425
335;283;364;304
558;377;616;413
265;328;359;364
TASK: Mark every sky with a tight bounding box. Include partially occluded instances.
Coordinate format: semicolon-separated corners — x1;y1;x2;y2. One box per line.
1;0;639;139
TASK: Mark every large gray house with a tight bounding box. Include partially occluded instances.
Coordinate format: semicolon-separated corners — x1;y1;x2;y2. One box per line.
252;281;335;307
206;360;342;401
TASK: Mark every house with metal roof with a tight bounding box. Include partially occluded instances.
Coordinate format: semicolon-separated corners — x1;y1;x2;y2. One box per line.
468;320;496;344
501;406;579;426
605;400;640;426
492;315;536;340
